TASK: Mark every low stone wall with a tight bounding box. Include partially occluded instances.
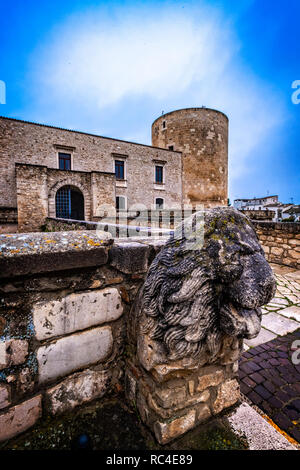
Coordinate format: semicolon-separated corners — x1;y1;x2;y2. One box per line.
242;209;275;221
252;221;300;269
0;230;164;442
0;208;277;445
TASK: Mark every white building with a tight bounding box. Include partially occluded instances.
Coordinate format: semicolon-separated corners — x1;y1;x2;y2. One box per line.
233;195;299;222
233;195;278;211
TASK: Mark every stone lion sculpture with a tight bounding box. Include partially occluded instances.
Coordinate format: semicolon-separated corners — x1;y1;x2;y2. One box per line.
136;207;276;371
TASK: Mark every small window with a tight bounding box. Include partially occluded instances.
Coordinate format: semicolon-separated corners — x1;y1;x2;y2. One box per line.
116;196;126;210
156;198;164;209
155;165;163;184
168;145;174;151
162;121;166;129
59;152;71;170
115;160;125;180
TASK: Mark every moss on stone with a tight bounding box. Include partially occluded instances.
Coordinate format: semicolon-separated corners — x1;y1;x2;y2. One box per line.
0;398;248;450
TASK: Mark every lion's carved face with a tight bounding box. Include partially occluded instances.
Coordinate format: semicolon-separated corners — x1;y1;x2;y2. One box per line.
137;207;276;371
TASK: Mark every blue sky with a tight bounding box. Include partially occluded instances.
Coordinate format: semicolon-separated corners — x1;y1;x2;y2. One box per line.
0;0;299;204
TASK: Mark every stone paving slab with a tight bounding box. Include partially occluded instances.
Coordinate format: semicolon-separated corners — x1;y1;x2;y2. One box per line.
279;306;300;323
244;266;300;349
244;328;277;348
261;312;300;336
227;402;296;450
239;329;300;444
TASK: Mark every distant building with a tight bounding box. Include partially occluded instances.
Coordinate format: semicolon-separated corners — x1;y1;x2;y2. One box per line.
281;205;300;222
233;195;278;211
234;195;297;222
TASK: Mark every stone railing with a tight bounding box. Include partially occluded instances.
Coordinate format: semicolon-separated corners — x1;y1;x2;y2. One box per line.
252;221;300;269
0;208;276;444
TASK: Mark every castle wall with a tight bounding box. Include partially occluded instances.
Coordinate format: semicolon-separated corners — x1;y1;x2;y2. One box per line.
0;117;182;214
253;221;300;269
152;108;228;207
16;164;48;233
0;207;17;233
15;163;116;232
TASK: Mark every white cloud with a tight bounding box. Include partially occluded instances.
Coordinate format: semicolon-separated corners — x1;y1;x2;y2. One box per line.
28;2;285;187
36;6;234;107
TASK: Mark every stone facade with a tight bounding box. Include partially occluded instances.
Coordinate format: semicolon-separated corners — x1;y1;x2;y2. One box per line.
152;108;228;207
0;207;17;234
253;221;300;269
0;116;183;232
0;109;229;233
15;163;116;232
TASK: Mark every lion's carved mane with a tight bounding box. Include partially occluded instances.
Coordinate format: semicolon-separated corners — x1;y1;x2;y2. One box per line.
138;208;276;367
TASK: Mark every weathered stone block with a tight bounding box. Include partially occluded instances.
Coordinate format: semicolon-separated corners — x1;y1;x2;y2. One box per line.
270;247;284;256
290;250;300;259
153;409;196;444
0;316;6;335
9;339;29;365
109;242;150;274
125;371;137;403
262;246;269;254
37;326;113;384
33;288;123;340
154;385;187;409
0;395;42;442
0;384;10;409
196;369;224;392
0;342;6;370
195;403;211;423
16;368;35;395
188;380;195;395
212;379;240;414
45;369;110;415
0;339;28;370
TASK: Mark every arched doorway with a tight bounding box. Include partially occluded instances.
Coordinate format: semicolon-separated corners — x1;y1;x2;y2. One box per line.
55;185;85;220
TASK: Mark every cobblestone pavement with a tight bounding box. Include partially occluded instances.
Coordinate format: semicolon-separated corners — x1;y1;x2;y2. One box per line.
239;264;300;443
239;329;300;443
244;264;300;349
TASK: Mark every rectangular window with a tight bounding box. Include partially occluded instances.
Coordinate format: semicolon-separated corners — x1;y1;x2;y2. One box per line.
115;160;125;180
155;165;163;184
116;196;126;210
168;145;174;151
59;152;71;170
156;198;164;209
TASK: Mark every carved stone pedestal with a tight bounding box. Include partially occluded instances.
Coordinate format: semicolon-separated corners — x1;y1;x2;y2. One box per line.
126;335;242;444
127;208;276;444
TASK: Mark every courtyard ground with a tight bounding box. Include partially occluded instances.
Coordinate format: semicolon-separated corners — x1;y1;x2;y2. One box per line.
239;263;300;445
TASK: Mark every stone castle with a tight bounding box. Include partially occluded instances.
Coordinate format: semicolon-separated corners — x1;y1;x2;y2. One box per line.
0;107;228;233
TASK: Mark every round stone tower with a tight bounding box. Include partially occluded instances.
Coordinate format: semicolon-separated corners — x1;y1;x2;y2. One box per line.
151;107;228;208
